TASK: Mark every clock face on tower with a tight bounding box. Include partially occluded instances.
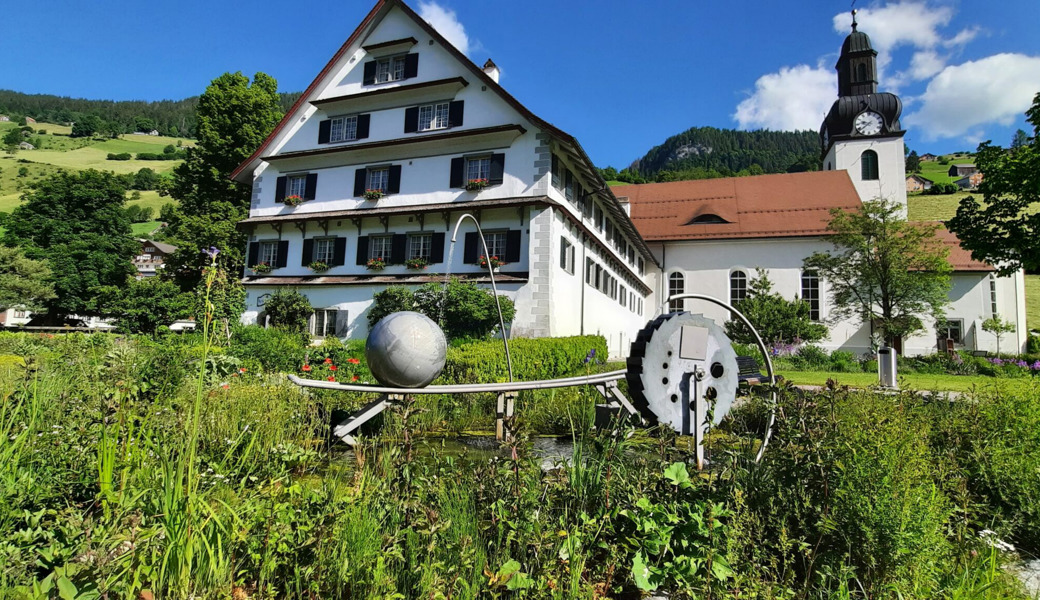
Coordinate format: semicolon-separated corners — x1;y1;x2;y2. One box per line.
854;111;883;135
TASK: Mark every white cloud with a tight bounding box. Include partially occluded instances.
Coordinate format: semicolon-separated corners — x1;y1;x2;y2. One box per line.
733;64;835;131
905;53;1040;140
908;49;945;80
418;1;470;56
832;2;953;58
944;27;980;48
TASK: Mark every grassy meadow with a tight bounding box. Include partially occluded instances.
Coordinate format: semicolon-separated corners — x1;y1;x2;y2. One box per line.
1027;274;1040;332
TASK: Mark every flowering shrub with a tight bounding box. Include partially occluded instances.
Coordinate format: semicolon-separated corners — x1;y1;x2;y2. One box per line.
363;189;384;200
477;255;505;269
282;194;303;206
250;262;272;274
465;178;489;191
404;257;428;270
366;257;386;271
298;354;364;384
308;261;329;273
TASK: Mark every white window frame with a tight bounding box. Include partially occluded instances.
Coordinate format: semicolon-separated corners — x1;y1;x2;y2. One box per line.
418;101;450;132
466;155;491;182
989;274;998;316
484;231;507;260
310;308;339;338
944;319;964;345
375;55;406;84
801;270;821;321
286;174;307;198
366;167;389;193
730;270;748;306
313;237;335;264
559;237;574;274
329;115;358;143
668;272;685;312
369;235;392;261
258;241;279;266
408;232;432;261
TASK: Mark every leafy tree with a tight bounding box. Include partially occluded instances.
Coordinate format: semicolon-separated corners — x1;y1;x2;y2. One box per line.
981;314;1016;356
368;286;417;328
724;269;827;346
803;199;952;347
2;128;21;148
104;277;193;334
135;116;156;132
413;279;515;340
263;288;312;334
133;167;159;190
948;92;1040;275
0;246;55;312
1011;128;1029;150
70;115;102;138
2;170;138;317
905;150;921;173
163;72;282;292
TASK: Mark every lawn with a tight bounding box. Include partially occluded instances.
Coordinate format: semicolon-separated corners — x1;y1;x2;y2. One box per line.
778;369;1039;394
28;146;181;174
1027;274;1040;332
906;191;974;221
917;153;975;185
131;220;163;236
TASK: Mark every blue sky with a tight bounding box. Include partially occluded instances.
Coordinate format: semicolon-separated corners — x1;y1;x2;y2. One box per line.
3;0;1038;168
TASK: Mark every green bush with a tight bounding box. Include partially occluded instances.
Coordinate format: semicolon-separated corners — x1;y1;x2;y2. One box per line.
828;350;861;372
106;152;131;160
367;280;516;340
227;325;307;372
367;286;414;328
1027;332;1040;354
790;344;830;370
441;335;607;383
264;288;312;335
725;270;827;346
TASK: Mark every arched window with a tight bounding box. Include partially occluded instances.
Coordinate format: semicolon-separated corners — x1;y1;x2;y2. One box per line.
730;270;748;306
856;62;868;82
668;272;685;312
801;270;821;321
861;150;879;180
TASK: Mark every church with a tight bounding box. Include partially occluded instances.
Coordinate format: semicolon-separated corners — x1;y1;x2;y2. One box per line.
233;1;1028;356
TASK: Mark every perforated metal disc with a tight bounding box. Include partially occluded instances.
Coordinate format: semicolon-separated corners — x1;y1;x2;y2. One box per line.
626;312;738;434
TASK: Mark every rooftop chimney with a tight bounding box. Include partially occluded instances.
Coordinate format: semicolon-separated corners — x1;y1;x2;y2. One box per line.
482;59;500;83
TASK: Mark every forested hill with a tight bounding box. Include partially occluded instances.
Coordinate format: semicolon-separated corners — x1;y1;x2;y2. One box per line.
604;126;821;183
0;89;302;138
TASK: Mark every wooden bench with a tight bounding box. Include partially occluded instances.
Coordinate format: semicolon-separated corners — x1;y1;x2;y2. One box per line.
737;356;767;386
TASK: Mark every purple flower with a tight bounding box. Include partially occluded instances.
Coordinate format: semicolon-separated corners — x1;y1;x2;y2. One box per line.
583;349;596;364
1031;361;1040;371
203;246;219;260
1016;360;1028;368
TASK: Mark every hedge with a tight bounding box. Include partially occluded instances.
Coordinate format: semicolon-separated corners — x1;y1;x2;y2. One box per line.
440;335;607;384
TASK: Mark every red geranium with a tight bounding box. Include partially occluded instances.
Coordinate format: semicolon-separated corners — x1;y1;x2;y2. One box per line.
329;365;337;371
327;376;336;382
302;364;312;372
324;358;333;364
351;375;359;382
347;358;361;365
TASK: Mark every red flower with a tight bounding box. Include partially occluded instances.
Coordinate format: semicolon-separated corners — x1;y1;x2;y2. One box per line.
327;376;336;382
302;364;312;372
220;383;229;390
239;368;247;373
324;358;333;364
351;375;359;382
347;358;360;365
329;365;337;371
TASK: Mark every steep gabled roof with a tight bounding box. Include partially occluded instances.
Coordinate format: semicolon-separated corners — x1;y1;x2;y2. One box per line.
230;0;657;266
619;171;862;242
929;225;994;272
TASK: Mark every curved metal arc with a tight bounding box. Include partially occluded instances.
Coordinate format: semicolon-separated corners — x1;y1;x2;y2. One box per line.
664;292;777;463
288;369;626;394
450;213;514;382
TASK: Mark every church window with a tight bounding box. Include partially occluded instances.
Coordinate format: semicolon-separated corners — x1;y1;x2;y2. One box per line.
668;272;684;312
730;270;748;306
801;270;821;321
856;62;868;82
861;150;879;181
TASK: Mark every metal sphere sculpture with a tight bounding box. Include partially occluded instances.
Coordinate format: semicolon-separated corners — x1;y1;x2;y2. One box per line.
365;311;447;388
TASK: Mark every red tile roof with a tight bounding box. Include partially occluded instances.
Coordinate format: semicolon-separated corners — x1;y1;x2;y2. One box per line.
617;171;863;242
932;226;995;272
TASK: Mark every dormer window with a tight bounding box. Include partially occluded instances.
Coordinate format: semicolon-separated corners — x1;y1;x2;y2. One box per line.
418;102;450;131
376;55;406;83
330;116;357;142
687;214;728;224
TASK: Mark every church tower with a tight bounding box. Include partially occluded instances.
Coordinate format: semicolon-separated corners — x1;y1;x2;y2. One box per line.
821;12;907;215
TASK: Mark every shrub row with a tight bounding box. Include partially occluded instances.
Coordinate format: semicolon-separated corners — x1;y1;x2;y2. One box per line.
441;335;607;384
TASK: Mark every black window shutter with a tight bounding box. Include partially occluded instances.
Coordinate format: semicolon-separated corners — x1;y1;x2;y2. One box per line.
449;157;464;188
301;239;314;266
489;153;505;185
247;242;259;267
387;165;402;194
356;114;370;139
463;232;478;264
304;173;318;200
505;230;522;263
403;53;418;79
275;176;287;202
404;107;419;133
317;120;331;144
551;155;559;188
276;240;289;268
333;237;347;266
448;100;464;127
356;236;369;265
354;168;367;197
390;234;407;264
431;232;445;263
363;61;377;85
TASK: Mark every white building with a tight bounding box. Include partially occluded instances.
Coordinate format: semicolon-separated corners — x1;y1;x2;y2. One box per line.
232;0;656;354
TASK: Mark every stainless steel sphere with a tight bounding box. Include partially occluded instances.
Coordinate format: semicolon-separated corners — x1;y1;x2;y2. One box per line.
365;311;447;388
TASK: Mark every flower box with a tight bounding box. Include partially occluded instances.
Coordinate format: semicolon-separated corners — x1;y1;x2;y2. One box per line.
477;255;505;269
363;189;384;201
404;257;428;270
465;178;489;191
366;257;386;271
250;262;273;274
283;194;303;206
308;261;330;273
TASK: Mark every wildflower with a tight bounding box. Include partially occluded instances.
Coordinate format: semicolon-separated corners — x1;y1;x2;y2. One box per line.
240;367;247;373
583;349;596;364
302;364;312;372
324;357;333;364
329;365;337;371
1032;361;1040;370
221;383;229;389
327;376;336;382
203;246;220;260
1015;360;1028;368
352;375;359;382
347;358;360;365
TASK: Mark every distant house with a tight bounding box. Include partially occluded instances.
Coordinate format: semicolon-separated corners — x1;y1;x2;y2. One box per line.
18;142;34;150
24;117;36;124
906;174;932;192
919;153;937;162
948;163;978;177
148;130;160;136
134;239;177;278
954;172;984;190
0;115;9;122
0;308;32;327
